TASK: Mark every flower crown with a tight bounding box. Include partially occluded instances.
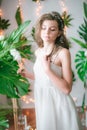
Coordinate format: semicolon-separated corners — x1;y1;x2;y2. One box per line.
51;11;64;30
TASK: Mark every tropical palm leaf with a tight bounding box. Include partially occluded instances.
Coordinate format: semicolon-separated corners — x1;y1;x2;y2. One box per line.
72;2;87;48
72;1;87;112
15;7;23;26
83;2;87;18
0;20;31;59
6;20;31;48
78;19;87;42
62;11;73;28
72;38;87;49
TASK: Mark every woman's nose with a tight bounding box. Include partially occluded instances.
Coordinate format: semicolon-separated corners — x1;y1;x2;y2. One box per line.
45;29;50;34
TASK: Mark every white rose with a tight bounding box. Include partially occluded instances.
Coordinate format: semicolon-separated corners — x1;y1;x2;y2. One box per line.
85;51;87;57
0;35;4;40
10;49;21;62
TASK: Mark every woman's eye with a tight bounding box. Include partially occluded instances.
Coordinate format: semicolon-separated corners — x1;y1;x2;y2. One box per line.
41;27;46;30
50;28;57;31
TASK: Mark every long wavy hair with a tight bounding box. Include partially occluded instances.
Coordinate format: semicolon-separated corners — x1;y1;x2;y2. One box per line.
34;11;69;49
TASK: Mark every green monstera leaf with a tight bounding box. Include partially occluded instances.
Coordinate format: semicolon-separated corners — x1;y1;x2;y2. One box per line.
0;119;9;130
75;50;87;82
0;20;32;98
0;60;29;98
0;109;13;130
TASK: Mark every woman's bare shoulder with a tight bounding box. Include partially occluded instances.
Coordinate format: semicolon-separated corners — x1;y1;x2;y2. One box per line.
35;47;41;57
58;48;70;58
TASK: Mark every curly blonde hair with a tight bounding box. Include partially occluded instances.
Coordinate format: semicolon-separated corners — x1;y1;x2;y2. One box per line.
34;11;69;49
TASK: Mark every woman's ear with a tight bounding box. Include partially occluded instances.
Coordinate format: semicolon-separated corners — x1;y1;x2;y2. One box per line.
58;31;62;36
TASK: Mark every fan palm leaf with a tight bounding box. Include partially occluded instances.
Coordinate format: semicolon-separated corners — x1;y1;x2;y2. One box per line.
71;38;87;48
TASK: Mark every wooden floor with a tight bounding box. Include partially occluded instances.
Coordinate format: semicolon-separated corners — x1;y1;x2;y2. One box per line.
4;107;87;130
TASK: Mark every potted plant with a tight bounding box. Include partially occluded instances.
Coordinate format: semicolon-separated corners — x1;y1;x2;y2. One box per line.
0;20;33;129
72;2;87;112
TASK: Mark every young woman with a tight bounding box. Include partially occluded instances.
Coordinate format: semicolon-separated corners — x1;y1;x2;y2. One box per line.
19;11;82;130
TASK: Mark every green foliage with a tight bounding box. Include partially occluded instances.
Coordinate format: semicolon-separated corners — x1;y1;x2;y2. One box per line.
0;20;33;129
0;59;29;98
31;27;35;40
0;109;13;130
62;11;73;28
72;38;87;49
72;70;76;82
72;2;87;48
0;20;32;98
75;51;87;82
0;11;34;129
83;2;87;18
15;7;22;26
72;2;87;82
78;18;87;43
0;119;9;130
15;7;34;60
17;43;33;60
0;21;31;59
0;17;10;30
73;2;87;112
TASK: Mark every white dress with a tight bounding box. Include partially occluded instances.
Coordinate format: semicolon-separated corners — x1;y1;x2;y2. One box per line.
33;50;83;130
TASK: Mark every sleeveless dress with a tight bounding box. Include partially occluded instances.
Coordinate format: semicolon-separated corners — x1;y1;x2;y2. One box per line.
33;49;82;130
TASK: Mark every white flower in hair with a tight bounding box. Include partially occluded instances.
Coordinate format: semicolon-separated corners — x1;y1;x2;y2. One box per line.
10;48;21;62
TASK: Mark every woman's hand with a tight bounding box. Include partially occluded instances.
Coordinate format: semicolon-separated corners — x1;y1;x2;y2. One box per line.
17;66;28;78
17;60;34;80
42;55;51;73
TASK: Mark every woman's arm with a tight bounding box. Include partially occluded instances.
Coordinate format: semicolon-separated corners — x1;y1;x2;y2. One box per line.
19;69;35;80
43;48;72;94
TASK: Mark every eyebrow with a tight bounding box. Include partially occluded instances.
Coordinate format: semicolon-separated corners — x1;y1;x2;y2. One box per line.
42;25;58;28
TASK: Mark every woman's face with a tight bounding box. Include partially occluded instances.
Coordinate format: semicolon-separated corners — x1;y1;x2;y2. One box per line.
40;20;59;44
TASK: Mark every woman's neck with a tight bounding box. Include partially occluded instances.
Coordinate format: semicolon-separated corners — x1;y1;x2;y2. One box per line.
43;43;54;55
